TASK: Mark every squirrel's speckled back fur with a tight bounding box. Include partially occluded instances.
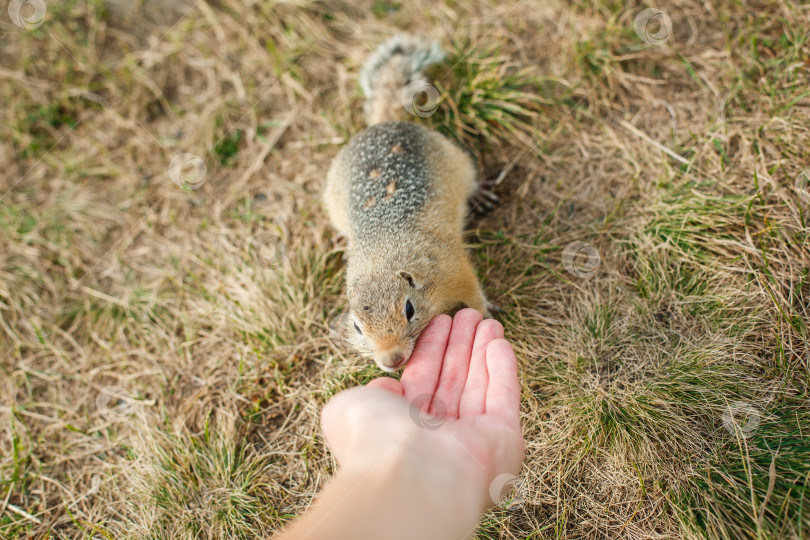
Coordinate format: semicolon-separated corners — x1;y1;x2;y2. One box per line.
324;34;491;371
345;122;430;240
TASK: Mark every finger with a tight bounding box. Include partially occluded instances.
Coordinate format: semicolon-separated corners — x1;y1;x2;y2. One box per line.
320;387;364;458
433;308;483;418
367;376;404;395
401;314;452;402
321;386;387;441
484;339;521;428
459;318;503;417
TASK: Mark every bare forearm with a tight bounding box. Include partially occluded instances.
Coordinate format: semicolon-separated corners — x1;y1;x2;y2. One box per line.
278;452;486;540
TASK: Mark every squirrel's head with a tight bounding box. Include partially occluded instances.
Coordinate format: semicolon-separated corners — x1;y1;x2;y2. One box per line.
342;269;435;371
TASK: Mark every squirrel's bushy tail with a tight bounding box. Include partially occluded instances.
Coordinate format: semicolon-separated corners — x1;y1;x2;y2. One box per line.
359;34;445;125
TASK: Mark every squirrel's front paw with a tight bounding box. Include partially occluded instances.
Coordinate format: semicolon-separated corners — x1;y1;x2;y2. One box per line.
469;178;500;215
485;301;505;319
330;233;347;247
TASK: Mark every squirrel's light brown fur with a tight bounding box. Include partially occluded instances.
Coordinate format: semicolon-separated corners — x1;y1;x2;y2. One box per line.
325;35;491;371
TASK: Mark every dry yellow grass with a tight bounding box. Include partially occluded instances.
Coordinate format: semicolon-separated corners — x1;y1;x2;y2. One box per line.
1;0;808;539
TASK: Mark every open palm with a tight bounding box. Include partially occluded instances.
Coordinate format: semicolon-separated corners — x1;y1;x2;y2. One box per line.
322;309;525;510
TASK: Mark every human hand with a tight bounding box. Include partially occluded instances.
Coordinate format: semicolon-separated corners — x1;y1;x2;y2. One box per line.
321;308;525;512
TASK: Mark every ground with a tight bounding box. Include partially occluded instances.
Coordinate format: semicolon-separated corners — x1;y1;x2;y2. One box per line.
1;0;809;538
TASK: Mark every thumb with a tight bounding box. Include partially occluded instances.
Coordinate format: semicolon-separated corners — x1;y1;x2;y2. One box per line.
321;386;410;465
366;376;404;395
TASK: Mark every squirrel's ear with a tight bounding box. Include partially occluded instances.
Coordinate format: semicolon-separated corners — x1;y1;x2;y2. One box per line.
329;311;349;345
396;270;417;288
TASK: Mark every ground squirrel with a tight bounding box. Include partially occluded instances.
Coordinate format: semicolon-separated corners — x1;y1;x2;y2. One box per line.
325;34;496;372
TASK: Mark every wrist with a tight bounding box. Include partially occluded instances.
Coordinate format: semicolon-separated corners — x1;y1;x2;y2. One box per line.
336;436;489;539
349;430;487;487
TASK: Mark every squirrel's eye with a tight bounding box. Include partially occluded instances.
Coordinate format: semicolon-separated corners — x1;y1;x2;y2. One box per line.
405;299;415;321
354;322;363;335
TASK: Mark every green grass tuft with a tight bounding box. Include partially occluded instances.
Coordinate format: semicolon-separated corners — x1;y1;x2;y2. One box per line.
429;38;548;148
675;398;810;540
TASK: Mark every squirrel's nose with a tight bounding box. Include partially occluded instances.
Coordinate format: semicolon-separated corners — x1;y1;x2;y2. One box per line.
376;345;414;371
384;354;407;369
389;355;406;368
